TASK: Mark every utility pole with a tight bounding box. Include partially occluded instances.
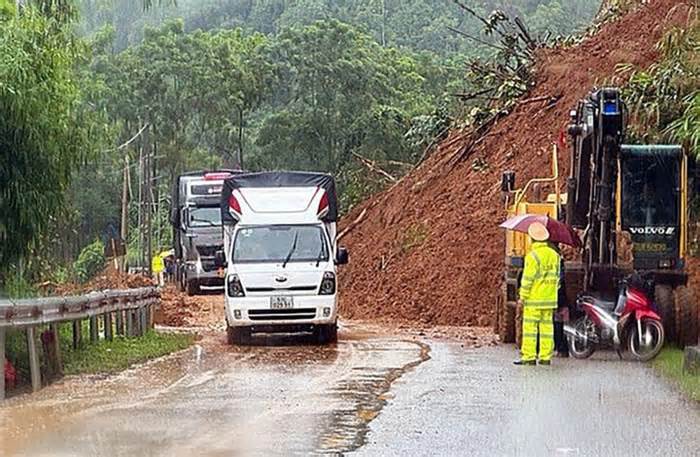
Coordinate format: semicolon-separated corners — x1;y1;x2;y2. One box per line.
120;153;129;272
137;136;144;273
144;124;153;277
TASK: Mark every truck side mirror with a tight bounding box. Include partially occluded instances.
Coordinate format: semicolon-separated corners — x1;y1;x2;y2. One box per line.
215;250;226;267
501;171;516;192
336;247;349;265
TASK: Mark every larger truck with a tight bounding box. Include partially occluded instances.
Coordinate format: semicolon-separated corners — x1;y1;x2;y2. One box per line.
170;170;239;295
498;87;699;347
219;171;349;345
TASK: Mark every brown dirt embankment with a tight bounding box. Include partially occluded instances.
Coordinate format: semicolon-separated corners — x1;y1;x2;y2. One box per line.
339;0;694;327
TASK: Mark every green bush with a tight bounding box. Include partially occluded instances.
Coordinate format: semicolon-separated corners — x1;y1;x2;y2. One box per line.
2;270;37;298
73;240;105;283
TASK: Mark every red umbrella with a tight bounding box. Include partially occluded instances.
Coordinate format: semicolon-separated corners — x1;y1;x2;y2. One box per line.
500;214;581;247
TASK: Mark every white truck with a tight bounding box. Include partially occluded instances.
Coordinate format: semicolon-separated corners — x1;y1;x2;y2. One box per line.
218;171;348;345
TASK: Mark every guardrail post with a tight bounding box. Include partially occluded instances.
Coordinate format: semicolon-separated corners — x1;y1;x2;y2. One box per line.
139;307;147;336
126;310;134;337
50;323;63;377
104;313;113;342
0;327;5;400
72;320;82;349
115;309;124;336
145;303;152;331
27;327;41;392
89;316;98;343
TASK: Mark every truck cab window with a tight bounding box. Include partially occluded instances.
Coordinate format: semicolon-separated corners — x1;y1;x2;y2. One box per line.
188;207;222;227
233;225;329;264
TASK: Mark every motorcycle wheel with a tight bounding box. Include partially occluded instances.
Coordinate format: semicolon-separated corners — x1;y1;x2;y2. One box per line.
628;319;665;362
568;316;595;359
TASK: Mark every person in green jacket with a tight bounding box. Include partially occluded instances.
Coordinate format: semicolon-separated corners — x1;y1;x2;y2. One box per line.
514;222;561;366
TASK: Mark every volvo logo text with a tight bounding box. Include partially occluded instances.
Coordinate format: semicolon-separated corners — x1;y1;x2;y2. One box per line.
629;227;676;235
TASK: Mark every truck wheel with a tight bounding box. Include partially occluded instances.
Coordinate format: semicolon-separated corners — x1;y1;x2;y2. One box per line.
674;286;699;348
186;279;199;296
227;326;252;345
655;285;675;344
314;324;338;344
497;283;516;344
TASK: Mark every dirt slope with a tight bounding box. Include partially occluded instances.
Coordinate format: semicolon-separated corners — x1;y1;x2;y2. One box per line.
339;0;694;326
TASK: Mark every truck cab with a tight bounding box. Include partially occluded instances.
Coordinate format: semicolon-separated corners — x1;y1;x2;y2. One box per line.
220;172;348;344
171;171;238;295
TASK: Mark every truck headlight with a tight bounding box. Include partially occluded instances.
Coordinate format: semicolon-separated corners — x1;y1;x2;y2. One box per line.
319;272;336;295
227;274;245;297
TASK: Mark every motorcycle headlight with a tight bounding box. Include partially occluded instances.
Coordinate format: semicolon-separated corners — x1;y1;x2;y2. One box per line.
319;272;336;295
227;274;245;297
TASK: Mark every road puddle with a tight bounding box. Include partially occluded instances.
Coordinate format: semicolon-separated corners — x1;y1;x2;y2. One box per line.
0;324;429;456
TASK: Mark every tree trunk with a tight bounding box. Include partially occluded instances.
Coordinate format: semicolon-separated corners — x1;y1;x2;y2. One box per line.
237;107;244;170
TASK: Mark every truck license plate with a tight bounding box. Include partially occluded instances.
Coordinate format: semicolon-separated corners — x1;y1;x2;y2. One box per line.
270;296;294;309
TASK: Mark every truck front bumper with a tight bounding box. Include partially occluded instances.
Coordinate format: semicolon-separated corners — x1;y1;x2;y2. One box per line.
184;261;225;289
225;295;337;329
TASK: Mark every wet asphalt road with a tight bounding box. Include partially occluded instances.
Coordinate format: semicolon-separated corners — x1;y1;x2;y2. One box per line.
1;325;699;456
356;343;700;457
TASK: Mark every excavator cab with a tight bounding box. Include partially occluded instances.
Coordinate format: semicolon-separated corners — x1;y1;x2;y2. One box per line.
619;145;686;272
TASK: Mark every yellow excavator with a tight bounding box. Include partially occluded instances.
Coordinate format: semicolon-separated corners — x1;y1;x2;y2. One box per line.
497;87;698;347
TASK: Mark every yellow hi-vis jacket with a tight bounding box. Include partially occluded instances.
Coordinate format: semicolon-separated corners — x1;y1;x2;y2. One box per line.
519;241;561;309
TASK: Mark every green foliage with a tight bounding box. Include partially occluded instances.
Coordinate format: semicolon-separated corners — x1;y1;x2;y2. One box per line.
61;329;193;375
77;0;600;53
73;240;106;283
0;9;105;278
668;91;700;158
2;271;38;299
652;347;700;403
620;22;700;153
4;326;192;385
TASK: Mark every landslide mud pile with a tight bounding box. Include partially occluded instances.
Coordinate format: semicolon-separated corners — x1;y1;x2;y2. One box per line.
51;266;155;295
339;0;693;326
156;286;225;328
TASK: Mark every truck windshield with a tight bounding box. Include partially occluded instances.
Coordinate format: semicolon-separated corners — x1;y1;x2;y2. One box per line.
622;154;679;227
233;225;329;264
188;207;221;227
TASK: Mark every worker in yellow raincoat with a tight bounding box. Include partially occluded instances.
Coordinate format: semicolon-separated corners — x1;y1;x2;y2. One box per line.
151;251;165;287
514;222;561;366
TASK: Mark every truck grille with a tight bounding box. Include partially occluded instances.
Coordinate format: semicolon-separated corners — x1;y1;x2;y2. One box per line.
248;308;316;321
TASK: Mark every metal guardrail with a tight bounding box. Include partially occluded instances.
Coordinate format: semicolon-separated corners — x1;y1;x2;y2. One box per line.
0;287;160;400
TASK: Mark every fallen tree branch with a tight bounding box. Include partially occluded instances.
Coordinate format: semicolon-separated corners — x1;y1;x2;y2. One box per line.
446;26;508;52
352;152;397;182
416;125;452;166
337;208;368;242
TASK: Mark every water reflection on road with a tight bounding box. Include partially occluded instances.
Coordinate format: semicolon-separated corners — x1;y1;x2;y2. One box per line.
0;325;428;456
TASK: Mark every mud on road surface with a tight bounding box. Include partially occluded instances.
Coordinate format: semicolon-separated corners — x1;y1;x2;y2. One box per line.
1;320;699;456
0;324;429;456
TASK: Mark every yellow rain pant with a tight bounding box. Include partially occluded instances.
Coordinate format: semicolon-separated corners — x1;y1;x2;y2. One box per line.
521;307;554;362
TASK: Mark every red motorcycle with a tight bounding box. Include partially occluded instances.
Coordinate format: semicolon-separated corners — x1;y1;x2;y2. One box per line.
564;275;665;361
